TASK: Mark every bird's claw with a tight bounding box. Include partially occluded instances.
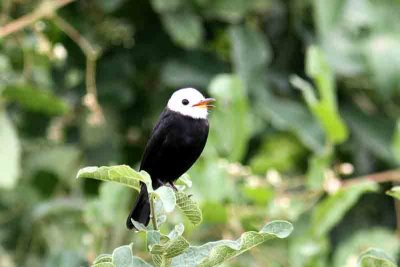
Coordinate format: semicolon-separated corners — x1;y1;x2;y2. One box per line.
168;182;178;192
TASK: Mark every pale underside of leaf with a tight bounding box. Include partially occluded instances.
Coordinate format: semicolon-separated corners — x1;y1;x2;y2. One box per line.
76;165;152;192
171;220;293;267
175;191;202;225
358;248;397;267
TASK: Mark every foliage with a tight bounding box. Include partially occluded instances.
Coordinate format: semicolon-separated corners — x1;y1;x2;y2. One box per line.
357;248;397;267
1;0;400;266
78;166;293;266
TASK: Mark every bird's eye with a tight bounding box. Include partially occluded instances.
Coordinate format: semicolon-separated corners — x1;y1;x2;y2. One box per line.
182;99;189;105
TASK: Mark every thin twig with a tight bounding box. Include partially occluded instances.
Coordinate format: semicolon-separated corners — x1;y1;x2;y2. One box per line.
342;169;400;187
52;15;98;59
0;0;76;38
150;194;158;231
52;14;104;125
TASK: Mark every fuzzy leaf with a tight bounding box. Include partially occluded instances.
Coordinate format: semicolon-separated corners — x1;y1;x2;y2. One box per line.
154;187;176;213
175;191;202;225
92;263;116;267
333;228;400;267
112;245;133;267
93;254;113;264
151;235;190;267
208;74;251;161
76;165;152;192
358;248;397;267
171;220;293;266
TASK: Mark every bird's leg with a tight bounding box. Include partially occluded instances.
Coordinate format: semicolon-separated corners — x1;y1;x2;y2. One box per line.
152;179;165;190
168;181;178;192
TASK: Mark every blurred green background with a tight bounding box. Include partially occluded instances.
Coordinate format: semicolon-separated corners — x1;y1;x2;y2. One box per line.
1;0;400;266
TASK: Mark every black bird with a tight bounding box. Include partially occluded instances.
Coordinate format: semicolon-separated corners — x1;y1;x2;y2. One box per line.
126;88;215;229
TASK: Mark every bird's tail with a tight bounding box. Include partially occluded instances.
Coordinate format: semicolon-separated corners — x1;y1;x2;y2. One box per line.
126;182;151;230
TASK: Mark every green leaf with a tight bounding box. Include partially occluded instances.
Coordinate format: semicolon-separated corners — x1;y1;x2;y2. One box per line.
241;186;274;206
201;201;227;224
171;221;293;266
24;145;81;182
161;60;213;89
150;0;183;12
150;235;189;258
306;148;332;190
229;24;272;90
249;133;307;174
0;111;20;189
229;24;324;153
292;46;349;144
358;248;397;267
311;182;378;237
93;254;113;264
175;191;202;225
343;107;396;164
161;12;203;49
2;86;69;116
386;186;400;200
167;223;185;240
112;245;133;267
175;174;192;189
255;91;325;153
393;119;400;163
76;165;152;192
333;228;400;267
208;74;251;161
364;35;400;98
150;235;190;267
154;187;176;213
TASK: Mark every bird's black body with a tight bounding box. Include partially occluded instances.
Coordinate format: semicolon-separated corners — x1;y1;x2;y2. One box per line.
126;108;209;229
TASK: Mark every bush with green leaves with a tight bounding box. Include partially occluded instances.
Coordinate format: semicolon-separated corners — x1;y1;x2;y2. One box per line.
77;165;293;266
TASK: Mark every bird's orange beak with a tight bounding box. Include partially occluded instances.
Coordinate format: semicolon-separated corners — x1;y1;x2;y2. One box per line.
192;98;216;109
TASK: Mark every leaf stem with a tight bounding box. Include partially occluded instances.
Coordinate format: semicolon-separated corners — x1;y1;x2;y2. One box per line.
150;193;158;231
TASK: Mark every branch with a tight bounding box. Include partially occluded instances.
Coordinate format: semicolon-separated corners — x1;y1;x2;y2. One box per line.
0;0;76;38
52;15;104;125
342;169;400;187
150;193;158;231
52;14;98;59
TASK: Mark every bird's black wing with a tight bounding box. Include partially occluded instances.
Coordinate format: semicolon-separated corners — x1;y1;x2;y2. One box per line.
139;109;175;187
139;109;170;169
139;109;209;189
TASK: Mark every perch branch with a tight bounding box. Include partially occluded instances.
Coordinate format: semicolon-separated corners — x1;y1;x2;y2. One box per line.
342;169;400;187
0;0;76;38
150;194;158;231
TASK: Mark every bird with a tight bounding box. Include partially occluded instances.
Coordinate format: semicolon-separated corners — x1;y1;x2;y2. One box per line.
126;88;215;230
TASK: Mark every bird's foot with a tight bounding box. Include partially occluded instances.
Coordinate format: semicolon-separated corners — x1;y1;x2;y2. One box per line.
168;182;178;192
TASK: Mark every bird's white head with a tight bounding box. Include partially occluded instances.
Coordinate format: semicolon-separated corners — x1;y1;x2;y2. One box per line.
167;88;215;119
